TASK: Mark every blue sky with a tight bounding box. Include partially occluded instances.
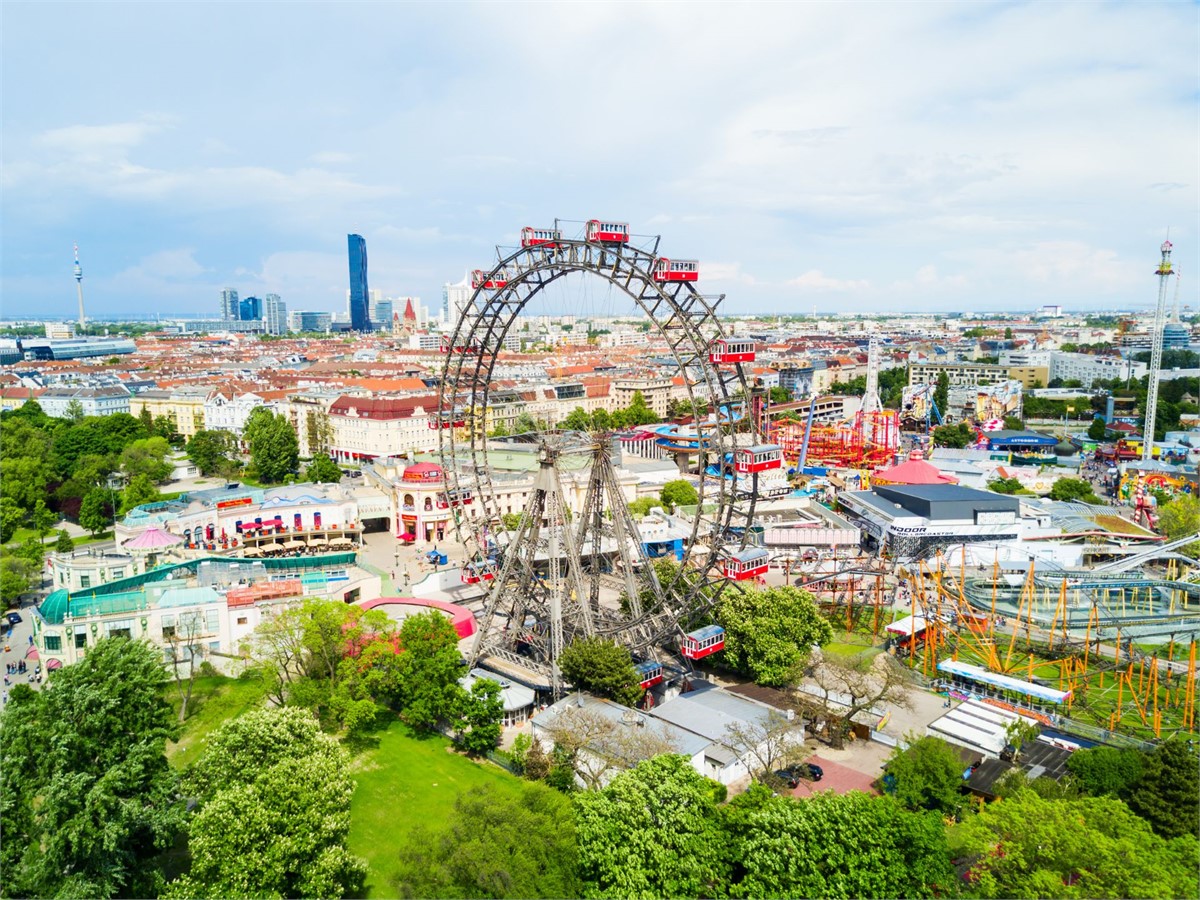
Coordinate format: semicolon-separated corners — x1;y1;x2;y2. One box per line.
2;1;1196;319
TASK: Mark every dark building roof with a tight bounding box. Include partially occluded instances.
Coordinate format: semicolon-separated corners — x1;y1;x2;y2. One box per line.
873;484;1020;520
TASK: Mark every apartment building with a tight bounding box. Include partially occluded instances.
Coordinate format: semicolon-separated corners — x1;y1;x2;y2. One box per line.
130;387;211;438
328;394;441;461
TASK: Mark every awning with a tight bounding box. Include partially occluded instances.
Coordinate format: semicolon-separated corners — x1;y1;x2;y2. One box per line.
25;646;39;660
46;659;62;670
284;540;305;550
242;546;263;557
400;533;416;542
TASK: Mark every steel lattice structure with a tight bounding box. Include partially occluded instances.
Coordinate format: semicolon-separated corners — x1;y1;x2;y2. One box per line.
437;224;761;693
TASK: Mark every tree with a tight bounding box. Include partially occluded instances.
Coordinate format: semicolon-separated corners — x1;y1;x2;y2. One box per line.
728;789;953;899
1087;416;1109;441
561;406;593;431
884;735;966;815
808;653;912;748
987;477;1026;495
120;473;162;513
0;496;24;543
454;677;504;755
164;611;209;722
540;706;680;790
1157;495;1200;557
78;487;111;535
168;707;367;900
54;528;74;553
245;409;299;483
0;638;184;899
722;709;807;783
626;496;658;518
951;789;1199;899
574;755;725;899
1125;737;1200;840
0;553;36;603
501;511;523;530
392;610;468;729
187;429;238;477
1064;745;1144;798
932;422;975;448
393;783;580;899
65;398;85;421
558;636;644;707
30;499;56;542
304;453;342;483
1048;477;1100;504
933;370;950;416
118;435;173;483
1004;718;1042;761
659;478;699;511
717;584;833;686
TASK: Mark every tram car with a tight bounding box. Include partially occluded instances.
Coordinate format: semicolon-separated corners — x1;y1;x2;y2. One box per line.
722;547;769;581
709;338;756;364
471;269;508;290
429;409;467;429
681;625;725;660
585;219;630;244
652;258;700;283
460;560;496;585
634;660;664;689
734;444;783;473
520;226;562;248
439;334;478;354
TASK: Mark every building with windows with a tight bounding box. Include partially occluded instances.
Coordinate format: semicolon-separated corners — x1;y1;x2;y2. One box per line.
221;288;240;320
328;394;441;461
348;234;371;332
238;295;262;322
262;293;288;335
130;387;211;439
287;310;332;333
38;384;132;418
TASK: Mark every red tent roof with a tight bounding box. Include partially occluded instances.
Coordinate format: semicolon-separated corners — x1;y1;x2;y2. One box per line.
873;458;957;486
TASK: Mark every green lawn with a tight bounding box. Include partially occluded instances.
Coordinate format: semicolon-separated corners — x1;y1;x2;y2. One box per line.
347;718;522;898
166;672;269;769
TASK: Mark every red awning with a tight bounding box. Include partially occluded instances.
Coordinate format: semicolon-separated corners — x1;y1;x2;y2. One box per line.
25;646;39;660
46;658;63;670
399;533;416;542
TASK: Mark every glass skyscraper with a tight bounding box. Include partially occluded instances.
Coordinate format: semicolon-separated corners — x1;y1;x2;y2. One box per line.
221;288;239;320
239;295;262;322
347;234;371;332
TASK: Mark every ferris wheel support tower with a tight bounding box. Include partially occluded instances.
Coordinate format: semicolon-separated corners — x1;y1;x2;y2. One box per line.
1142;240;1175;463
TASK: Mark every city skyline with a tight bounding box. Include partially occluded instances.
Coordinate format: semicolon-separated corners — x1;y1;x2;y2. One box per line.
2;2;1196;318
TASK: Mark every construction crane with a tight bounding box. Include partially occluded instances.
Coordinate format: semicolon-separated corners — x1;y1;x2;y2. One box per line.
1142;240;1175;462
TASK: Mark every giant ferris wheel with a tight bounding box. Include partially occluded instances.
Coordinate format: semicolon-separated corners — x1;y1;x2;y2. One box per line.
437;219;780;695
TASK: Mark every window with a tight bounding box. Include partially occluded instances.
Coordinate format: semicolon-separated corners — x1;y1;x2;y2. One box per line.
236;616;248;625
205;609;220;633
75;632;87;649
112;569;125;579
80;575;91;589
44;634;62;651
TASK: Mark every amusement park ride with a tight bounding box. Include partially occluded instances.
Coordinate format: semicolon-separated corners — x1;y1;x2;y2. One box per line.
437;218;780;696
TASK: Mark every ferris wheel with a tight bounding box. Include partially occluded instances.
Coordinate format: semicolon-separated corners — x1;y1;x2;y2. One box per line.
437;219;776;695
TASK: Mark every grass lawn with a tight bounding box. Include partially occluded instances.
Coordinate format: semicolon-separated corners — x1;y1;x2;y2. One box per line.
166;672;269;769
347;718;521;898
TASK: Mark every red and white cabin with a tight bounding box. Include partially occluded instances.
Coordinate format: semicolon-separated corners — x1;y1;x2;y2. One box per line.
429;409;467;430
634;660;664;689
681;625;725;660
653;258;699;282
709;338;756;365
447;487;473;506
460;561;496;585
585;220;630;244
521;227;562;248
723;548;770;581
734;444;783;474
439;334;478;354
471;269;508;290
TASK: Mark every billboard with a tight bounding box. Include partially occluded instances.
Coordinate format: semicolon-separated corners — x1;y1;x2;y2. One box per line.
902;384;934;422
976;380;1023;422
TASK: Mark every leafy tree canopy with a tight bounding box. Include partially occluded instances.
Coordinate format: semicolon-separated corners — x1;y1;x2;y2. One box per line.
717;584;833;685
659;478;699;511
885;735;967;815
1048;477;1101;504
304;453;343;483
1124;737;1200;840
1065;745;1145;799
559;636;645;708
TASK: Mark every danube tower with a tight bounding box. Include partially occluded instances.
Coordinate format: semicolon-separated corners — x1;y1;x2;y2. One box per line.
73;243;86;328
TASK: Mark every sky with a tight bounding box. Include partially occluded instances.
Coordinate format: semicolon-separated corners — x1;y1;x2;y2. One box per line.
2;1;1197;320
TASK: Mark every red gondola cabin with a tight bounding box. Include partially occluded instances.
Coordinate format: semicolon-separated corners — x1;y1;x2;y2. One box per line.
429;409;467;430
734;445;783;473
681;625;725;660
439;334;478;354
709;338;756;364
634;660;664;689
585;220;630;244
723;547;769;581
521;227;562;248
460;560;496;584
471;269;508;290
652;258;699;282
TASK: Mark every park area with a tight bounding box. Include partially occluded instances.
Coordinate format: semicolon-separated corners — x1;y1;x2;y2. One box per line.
167;673;521;897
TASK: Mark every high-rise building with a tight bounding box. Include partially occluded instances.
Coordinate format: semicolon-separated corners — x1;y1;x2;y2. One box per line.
262;294;288;335
347;234;371;332
221;288;240;320
287;310;332;333
442;274;472;325
239;296;262;322
370;299;393;331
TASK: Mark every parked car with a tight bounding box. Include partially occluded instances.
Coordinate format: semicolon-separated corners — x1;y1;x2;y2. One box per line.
6;612;22;626
772;762;823;788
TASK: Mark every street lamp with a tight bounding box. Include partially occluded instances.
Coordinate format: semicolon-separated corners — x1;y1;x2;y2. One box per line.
105;473;127;532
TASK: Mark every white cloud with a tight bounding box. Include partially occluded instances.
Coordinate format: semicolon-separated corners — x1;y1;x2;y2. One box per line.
702;262;758;285
787;270;869;292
